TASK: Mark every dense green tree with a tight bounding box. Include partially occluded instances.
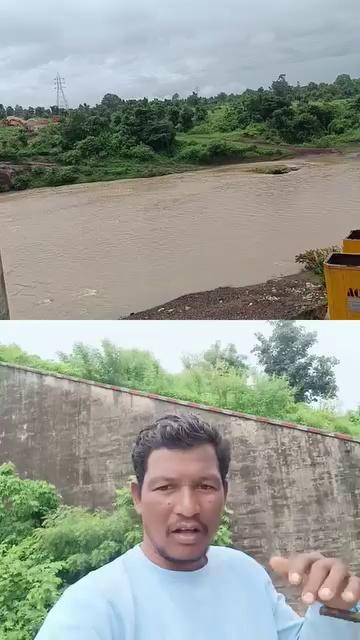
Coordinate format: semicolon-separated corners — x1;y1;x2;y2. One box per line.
334;74;355;97
215;92;228;102
60;111;90;148
179;105;195;131
84;115;110;137
14;104;24;117
288;112;321;143
35;106;46;117
116;104;175;151
352;95;360;111
252;321;339;403
271;74;292;99
142;119;175;151
168;105;181;127
271;106;294;140
78;102;91;113
203;341;248;371
0;463;60;546
186;91;200;106
101;93;123;111
306;102;336;131
182;341;248;373
243;90;291;123
57;340;166;389
75;135;105;158
194;105;207;124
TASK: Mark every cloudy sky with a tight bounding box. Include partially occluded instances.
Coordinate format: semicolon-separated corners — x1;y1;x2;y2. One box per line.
0;320;359;411
1;0;359;107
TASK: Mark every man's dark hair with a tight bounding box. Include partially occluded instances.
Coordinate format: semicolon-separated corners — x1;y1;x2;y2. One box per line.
132;413;231;490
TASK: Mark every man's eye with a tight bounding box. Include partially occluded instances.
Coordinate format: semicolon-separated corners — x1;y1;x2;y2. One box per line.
200;484;215;491
155;485;172;491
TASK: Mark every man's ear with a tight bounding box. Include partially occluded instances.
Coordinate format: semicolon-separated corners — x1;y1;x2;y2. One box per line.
130;480;142;515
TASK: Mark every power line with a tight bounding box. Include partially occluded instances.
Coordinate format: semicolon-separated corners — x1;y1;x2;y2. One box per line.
54;73;69;110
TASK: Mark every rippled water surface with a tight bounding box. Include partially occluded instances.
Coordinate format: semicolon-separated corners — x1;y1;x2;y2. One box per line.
1;155;359;319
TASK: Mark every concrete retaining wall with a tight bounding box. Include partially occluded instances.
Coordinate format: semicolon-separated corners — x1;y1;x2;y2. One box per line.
1;362;359;608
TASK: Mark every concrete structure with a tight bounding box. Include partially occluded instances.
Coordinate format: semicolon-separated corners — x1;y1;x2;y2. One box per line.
1;362;359;609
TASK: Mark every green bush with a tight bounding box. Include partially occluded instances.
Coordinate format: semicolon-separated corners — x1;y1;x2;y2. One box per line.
288;403;359;437
242;122;268;138
30;166;45;178
124;144;156;162
178;140;255;165
295;246;340;284
0;466;233;639
57;168;78;185
75;136;103;159
61;150;81;165
0;538;64;640
13;174;31;190
207;105;239;133
42;168;78;187
177;143;207;163
0;463;60;546
328;118;348;135
0;146;21;162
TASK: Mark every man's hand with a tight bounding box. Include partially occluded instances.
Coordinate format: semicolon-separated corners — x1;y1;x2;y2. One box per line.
270;553;360;610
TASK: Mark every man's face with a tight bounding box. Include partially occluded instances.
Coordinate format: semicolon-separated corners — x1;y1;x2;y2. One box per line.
131;444;228;571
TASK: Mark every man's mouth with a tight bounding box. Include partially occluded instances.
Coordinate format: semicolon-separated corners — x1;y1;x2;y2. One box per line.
170;526;203;544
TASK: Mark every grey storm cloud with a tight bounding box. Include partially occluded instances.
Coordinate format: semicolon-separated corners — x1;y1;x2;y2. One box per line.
1;0;360;107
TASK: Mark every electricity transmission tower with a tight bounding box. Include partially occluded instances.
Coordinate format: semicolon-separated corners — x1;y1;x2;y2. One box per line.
54;73;69;111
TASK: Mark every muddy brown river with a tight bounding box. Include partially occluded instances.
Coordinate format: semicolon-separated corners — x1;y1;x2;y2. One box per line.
1;154;360;319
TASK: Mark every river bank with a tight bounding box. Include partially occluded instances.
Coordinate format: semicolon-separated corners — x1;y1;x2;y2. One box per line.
0;128;351;193
125;272;327;320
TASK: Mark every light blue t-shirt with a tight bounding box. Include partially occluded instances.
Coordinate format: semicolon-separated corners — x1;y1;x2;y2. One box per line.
36;544;359;640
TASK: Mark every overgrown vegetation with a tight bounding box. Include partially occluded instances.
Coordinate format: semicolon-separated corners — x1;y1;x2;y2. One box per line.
296;246;341;285
0;323;359;438
2;73;360;191
0;464;233;639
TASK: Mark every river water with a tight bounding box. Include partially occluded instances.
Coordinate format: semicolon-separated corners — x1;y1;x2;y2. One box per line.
1;154;360;319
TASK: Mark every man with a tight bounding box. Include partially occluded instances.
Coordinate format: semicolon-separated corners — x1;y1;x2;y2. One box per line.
36;414;360;639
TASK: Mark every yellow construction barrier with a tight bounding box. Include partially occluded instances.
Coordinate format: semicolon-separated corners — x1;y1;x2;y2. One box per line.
343;230;360;254
325;253;360;319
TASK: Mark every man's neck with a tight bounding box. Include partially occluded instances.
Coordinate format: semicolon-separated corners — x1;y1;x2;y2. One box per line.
140;541;208;572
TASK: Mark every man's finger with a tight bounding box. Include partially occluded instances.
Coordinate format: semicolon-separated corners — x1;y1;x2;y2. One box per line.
270;556;303;584
270;553;323;585
302;560;347;605
269;557;290;577
341;575;360;605
287;552;324;585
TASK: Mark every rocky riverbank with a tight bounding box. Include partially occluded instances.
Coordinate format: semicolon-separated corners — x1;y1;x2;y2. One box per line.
125;272;327;320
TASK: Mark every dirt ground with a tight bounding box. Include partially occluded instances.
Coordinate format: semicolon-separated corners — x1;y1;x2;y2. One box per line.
125;272;327;320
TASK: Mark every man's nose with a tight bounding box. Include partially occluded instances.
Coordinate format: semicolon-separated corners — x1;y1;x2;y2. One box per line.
175;487;200;517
